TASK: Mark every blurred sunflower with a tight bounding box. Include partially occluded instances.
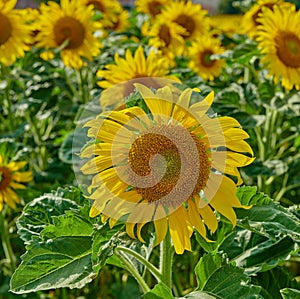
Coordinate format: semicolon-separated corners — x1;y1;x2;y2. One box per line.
0;154;32;211
35;0;101;69
188;35;225;81
256;4;300;91
81;83;254;254
0;0;32;66
160;0;209;41
209;14;244;37
96;46;179;89
241;0;293;38
135;0;170;19
104;6;129;33
142;18;186;59
83;0;124;30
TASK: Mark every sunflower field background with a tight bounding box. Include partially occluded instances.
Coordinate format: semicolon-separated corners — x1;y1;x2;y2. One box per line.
1;0;300;298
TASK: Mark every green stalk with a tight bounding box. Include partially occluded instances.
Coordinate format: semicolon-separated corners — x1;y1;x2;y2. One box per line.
0;64;14;131
115;251;150;294
0;208;16;272
116;245;162;281
159;229;174;289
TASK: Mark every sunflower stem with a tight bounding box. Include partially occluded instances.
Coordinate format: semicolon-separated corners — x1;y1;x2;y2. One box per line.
0;207;16;273
160;229;174;289
116;245;162;281
0;64;14;132
114;251;150;294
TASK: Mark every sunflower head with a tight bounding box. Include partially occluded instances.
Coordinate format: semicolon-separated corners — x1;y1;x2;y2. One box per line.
96;46;180;108
0;0;32;65
256;4;300;90
188;35;225;81
35;0;102;69
0;152;33;211
79;81;254;254
241;0;293;38
160;0;209;41
135;0;170;19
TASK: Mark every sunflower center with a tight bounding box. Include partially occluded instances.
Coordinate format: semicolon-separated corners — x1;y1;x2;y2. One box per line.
128;125;210;204
0;13;12;45
0;167;12;191
54;16;85;49
174;14;195;37
87;0;104;12
200;50;215;67
158;24;171;47
148;1;163;17
275;31;300;68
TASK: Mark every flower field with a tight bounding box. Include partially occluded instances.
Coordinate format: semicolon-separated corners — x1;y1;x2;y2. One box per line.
0;0;300;298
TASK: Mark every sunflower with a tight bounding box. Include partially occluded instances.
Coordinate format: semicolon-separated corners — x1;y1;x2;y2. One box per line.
241;0;293;38
104;6;129;33
34;0;102;69
80;83;254;254
0;154;32;211
135;0;170;19
256;4;300;91
0;0;32;66
96;46;180;108
209;14;244;37
188;35;225;81
142;17;186;61
160;0;209;41
83;0;123;30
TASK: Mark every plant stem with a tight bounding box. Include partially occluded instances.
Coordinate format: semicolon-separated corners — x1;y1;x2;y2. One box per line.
160;229;174;289
116;245;162;281
114;251;150;294
0;207;16;272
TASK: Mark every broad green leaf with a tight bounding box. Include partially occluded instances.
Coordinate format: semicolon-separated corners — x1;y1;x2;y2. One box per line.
217;187;300;274
10;236;94;293
16;192;78;244
280;288;300;299
253;267;299;299
144;282;175;299
195;253;224;290
91;222;125;273
41;210;94;239
195;253;262;298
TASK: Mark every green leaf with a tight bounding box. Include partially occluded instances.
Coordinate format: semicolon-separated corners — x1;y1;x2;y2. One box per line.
144;282;175;299
280;288;300;299
194;253;262;298
16;190;79;244
253;267;299;299
92;222;125;273
10;236;94;294
185;292;217;299
217;186;300;274
41;210;94;239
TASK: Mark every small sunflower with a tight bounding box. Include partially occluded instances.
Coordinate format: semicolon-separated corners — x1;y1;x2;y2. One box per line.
209;14;244;37
104;6;129;33
0;0;32;66
81;83;254;254
135;0;170;19
160;0;209;41
188;35;225;81
97;46;179;89
241;0;293;38
35;0;102;69
83;0;123;30
142;17;186;59
256;4;300;91
0;154;32;211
